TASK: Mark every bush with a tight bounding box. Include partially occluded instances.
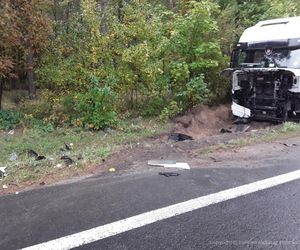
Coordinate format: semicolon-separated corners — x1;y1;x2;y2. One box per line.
75;86;119;130
140;97;168;117
22;115;55;133
0;109;23;130
176;75;208;108
159;101;182;121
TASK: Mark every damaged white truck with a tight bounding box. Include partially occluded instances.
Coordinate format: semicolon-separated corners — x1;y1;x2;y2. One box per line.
223;16;300;121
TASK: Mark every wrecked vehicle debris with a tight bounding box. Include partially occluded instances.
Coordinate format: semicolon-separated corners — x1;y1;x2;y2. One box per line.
0;167;7;179
220;128;232;133
61;142;72;152
159;172;180;177
222;16;300;122
148;160;190;170
148;160;177;166
280;142;297;147
9;152;18;162
108;167;116;173
168;133;193;142
61;156;74;165
27;150;46;161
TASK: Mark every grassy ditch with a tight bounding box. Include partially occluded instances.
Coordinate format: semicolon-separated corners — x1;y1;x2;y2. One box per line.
0;118;169;188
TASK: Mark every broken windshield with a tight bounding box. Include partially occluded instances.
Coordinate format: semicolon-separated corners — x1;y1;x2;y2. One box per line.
233;48;300;69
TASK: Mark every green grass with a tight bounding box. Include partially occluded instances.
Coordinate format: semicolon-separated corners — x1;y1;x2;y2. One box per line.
0;118;169;185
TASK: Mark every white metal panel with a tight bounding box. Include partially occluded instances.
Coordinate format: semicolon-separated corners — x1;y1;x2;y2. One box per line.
231;102;251;118
239;16;300;43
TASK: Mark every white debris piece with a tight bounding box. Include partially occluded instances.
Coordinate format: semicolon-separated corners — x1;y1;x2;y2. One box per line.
163;163;190;170
2;185;8;189
54;163;63;168
0;167;7;179
148;160;190;170
8;129;15;135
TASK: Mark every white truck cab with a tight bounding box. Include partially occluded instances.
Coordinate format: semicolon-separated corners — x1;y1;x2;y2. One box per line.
223;16;300;121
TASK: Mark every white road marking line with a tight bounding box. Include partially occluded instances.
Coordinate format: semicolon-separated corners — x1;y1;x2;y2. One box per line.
22;169;300;250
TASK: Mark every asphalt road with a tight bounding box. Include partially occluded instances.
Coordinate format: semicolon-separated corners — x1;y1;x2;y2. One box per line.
1;144;300;249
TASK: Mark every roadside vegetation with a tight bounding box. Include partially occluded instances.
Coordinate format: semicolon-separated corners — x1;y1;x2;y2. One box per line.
1;118;169;187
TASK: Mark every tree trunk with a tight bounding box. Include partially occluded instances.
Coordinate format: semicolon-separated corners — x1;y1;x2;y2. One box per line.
117;0;124;22
27;44;36;100
0;79;3;110
98;0;108;34
53;0;58;37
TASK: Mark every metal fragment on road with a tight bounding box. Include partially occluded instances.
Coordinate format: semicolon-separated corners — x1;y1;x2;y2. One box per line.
280;142;297;147
159;172;180;177
148;160;190;170
148;160;177;166
163;163;190;170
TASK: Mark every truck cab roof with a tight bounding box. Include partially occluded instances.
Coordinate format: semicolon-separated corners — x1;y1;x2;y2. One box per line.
239;16;300;44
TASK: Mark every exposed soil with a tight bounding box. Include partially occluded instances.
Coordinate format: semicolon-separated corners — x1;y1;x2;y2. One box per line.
97;104;278;174
173;105;232;139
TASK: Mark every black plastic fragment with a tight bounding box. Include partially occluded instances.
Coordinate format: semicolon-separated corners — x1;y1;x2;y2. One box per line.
36;155;46;161
220;128;232;133
168;133;193;142
61;155;74;165
64;142;71;151
159;172;180;177
27;150;46;161
27;150;39;158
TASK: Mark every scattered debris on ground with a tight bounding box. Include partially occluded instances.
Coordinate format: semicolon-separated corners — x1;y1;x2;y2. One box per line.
54;163;63;169
220;128;232;133
61;142;73;152
61;156;74;166
280;142;297;147
159;172;180;177
234;124;251;133
209;157;221;163
0;167;7;179
168;133;193;142
27;150;46;161
8;130;15;135
0;104;283;195
148;160;190;170
233;118;250;124
148;160;177;166
8;152;18;162
220;124;251;134
2;185;8;189
109;167;116;172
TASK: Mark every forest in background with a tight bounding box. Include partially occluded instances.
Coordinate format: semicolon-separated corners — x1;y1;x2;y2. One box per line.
1;0;300;131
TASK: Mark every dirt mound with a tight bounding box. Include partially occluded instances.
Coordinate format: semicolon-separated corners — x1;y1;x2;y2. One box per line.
173;105;232;139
